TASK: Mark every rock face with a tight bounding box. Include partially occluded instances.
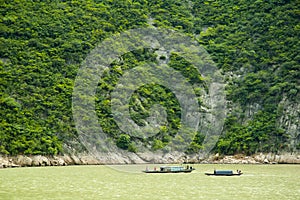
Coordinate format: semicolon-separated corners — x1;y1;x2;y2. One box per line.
199;153;300;164
278;97;300;153
1;152;300;168
137;151;187;164
16;155;32;167
32;155;50;166
254;153;300;164
206;154;260;164
0;156;20;168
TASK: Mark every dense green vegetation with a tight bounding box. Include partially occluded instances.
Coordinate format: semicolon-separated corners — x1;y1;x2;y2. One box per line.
0;0;299;156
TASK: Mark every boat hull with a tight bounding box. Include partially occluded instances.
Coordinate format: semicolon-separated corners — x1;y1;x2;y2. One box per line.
143;169;194;173
205;173;242;176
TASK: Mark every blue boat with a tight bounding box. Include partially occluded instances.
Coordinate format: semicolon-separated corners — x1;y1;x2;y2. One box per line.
205;170;242;176
143;166;195;173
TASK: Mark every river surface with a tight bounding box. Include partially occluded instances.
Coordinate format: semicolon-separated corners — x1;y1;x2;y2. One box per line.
0;164;299;200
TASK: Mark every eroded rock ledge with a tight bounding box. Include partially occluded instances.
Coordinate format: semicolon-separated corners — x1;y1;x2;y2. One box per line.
0;152;299;168
204;153;300;164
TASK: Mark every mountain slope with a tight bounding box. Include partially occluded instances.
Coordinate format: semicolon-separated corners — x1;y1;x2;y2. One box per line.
0;0;299;156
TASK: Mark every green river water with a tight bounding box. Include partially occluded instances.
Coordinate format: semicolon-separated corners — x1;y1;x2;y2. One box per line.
0;164;299;200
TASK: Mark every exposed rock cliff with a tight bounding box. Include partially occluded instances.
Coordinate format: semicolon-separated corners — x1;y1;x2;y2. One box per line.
1;152;300;168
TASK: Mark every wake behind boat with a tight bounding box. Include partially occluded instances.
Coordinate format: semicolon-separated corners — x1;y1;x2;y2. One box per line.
143;166;195;173
205;170;242;176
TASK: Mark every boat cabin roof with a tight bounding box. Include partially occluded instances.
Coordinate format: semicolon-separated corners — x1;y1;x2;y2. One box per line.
160;166;184;169
215;170;233;175
160;166;185;171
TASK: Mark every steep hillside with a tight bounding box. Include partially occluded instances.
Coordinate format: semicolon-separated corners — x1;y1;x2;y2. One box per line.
0;0;299;156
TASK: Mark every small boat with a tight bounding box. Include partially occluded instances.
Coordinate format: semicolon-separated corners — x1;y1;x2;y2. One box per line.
143;166;195;173
205;170;242;176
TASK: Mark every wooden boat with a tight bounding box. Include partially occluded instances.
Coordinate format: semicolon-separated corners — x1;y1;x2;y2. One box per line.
143;166;195;173
205;170;242;176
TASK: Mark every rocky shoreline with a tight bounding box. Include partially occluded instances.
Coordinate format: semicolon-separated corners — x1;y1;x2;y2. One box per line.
1;152;300;168
203;153;300;164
